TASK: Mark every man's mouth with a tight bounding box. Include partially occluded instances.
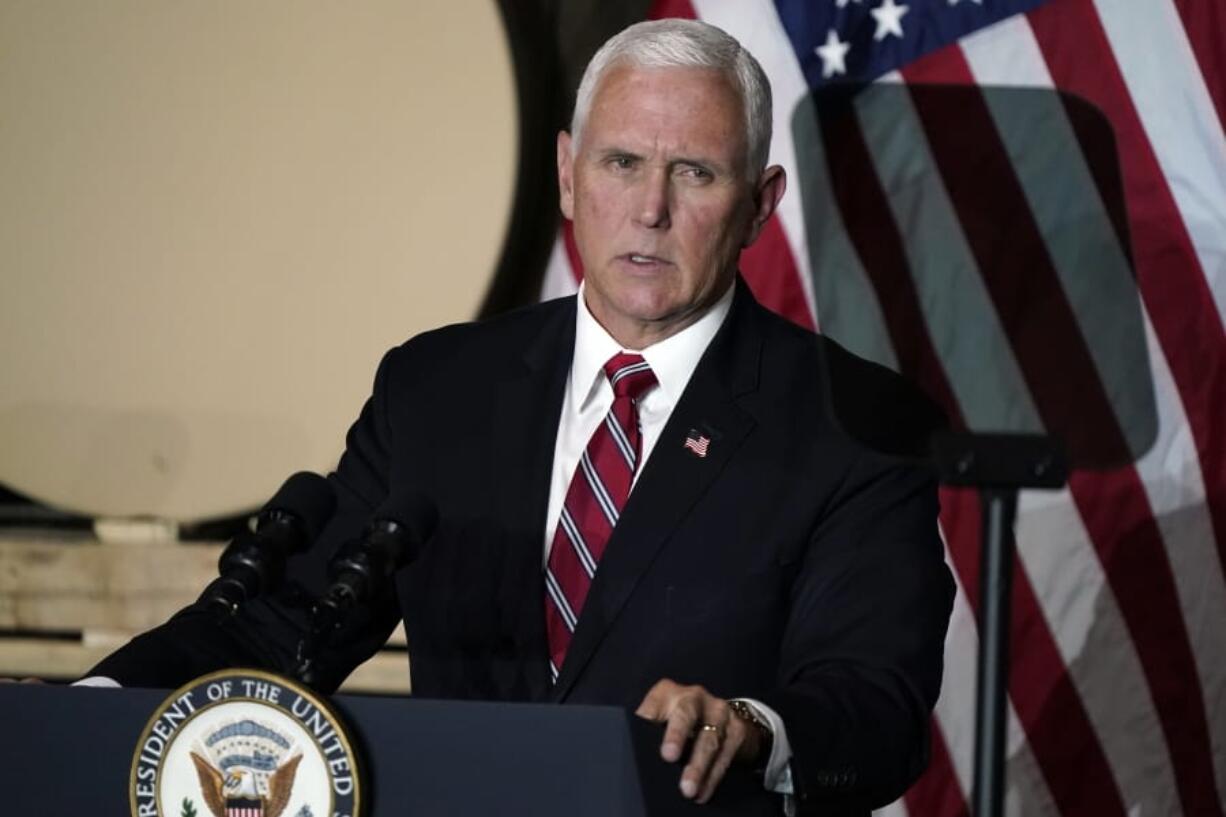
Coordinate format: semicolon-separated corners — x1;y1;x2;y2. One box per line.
623;253;670;266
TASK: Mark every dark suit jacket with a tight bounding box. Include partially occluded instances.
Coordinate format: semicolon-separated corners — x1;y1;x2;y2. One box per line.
93;283;954;813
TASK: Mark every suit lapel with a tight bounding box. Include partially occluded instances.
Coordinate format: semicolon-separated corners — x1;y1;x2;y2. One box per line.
551;285;763;700
490;298;575;701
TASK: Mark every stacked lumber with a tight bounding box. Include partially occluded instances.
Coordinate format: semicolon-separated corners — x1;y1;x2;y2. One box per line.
0;530;410;694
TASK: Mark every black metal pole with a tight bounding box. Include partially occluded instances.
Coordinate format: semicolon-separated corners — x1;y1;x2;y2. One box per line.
972;487;1018;817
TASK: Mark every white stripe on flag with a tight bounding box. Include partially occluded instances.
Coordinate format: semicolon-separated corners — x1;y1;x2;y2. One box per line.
851;77;1041;433
873;801;908;817
930;531;1064;817
956;12;1048;88
930;535;978;803
1091;0;1226;324
1016;489;1181;816
541;229;580;299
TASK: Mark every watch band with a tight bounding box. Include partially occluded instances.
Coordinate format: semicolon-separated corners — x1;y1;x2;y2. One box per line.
729;698;774;769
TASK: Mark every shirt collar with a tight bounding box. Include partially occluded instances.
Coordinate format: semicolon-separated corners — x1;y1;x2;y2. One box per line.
570;279;736;411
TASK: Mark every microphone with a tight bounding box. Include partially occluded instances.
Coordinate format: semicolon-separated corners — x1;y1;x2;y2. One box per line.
199;472;336;618
293;490;437;684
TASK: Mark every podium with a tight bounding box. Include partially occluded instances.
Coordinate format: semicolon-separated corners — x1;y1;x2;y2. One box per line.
0;683;779;816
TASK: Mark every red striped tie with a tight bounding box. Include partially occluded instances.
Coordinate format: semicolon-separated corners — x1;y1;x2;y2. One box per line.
545;353;657;681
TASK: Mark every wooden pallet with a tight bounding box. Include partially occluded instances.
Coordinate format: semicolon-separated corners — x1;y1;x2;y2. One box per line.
0;530;410;694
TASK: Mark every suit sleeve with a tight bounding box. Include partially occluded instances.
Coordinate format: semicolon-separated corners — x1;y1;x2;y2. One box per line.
87;345;409;691
761;450;954;812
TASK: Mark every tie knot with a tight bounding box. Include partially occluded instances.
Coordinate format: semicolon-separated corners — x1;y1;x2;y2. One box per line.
604;353;657;401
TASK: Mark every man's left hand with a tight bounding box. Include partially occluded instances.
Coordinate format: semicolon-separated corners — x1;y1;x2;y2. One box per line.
635;678;764;803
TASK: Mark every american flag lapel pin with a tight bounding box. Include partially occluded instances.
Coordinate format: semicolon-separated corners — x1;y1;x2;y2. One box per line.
683;428;711;458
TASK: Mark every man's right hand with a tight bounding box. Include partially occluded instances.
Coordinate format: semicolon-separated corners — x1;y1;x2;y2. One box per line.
635;679;766;803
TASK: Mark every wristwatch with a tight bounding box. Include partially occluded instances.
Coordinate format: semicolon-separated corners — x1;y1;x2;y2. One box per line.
728;699;774;769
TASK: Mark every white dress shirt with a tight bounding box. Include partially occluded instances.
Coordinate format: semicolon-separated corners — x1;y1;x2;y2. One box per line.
544;281;795;797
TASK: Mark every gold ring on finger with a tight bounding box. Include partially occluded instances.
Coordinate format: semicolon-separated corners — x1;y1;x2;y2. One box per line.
699;723;724;741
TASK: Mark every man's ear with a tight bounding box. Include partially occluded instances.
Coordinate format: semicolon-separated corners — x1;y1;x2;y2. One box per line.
742;165;787;248
557;130;575;221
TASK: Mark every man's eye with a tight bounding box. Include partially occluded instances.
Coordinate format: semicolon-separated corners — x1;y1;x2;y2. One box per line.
609;156;635;170
680;165;713;181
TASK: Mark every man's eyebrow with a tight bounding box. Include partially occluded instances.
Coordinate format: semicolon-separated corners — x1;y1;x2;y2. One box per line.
595;146;642;159
671;155;733;175
591;147;734;175
672;155;716;167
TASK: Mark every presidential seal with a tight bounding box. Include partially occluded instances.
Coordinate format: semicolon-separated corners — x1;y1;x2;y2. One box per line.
130;669;361;817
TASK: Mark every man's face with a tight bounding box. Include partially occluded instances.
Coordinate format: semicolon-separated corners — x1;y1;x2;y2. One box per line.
557;65;785;348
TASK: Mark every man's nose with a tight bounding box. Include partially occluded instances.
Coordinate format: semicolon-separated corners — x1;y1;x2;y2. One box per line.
633;168;671;229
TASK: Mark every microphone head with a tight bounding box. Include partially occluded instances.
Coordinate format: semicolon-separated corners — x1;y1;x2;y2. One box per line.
322;490;437;602
261;471;336;541
307;490;437;655
202;472;335;618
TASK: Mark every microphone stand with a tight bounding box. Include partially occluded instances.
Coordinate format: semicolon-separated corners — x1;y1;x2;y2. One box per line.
932;432;1067;817
294;568;368;687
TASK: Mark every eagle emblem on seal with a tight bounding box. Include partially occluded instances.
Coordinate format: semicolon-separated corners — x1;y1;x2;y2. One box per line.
188;719;302;817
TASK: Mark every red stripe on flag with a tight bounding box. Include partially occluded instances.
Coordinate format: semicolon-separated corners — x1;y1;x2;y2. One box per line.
1070;467;1226;815
907;36;1225;817
940;486;1129;816
903;719;970;817
648;0;697;21
1171;0;1226;137
1028;0;1226;582
739;214;815;331
811;92;961;414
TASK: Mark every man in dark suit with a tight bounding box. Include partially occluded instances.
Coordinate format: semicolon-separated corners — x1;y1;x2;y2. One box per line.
90;18;954;814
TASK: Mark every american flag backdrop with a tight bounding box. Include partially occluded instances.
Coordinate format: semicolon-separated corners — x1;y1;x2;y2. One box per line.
541;1;1226;815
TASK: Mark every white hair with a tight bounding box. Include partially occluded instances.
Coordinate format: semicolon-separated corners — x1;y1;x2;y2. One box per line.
570;18;773;176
